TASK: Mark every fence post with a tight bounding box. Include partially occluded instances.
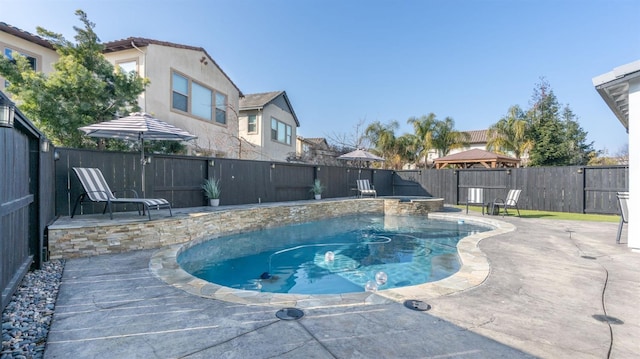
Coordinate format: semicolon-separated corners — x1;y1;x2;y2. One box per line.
579;167;586;214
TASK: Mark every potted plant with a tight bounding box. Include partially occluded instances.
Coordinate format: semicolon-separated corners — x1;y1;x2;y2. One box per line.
202;178;221;206
310;179;324;200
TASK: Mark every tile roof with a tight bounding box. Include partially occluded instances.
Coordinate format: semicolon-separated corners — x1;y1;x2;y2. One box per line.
464;129;488;144
0;22;55;50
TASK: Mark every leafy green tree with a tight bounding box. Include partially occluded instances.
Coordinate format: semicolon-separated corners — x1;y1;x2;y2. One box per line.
486;105;533;160
0;10;148;148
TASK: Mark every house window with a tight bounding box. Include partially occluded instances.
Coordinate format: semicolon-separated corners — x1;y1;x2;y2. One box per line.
4;48;37;70
117;60;137;74
172;72;189;112
215;92;227;125
192;82;212;120
248;114;257;133
171;70;227;124
4;48;37;87
271;117;292;145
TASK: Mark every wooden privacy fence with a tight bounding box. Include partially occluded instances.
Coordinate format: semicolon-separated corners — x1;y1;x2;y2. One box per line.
54;148;628;217
392;166;628;214
1;96;55;312
54;148;392;215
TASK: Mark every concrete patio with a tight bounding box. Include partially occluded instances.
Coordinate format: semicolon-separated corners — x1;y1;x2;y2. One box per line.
43;209;639;358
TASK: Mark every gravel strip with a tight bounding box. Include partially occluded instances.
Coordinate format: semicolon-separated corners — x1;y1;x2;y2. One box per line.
1;260;64;359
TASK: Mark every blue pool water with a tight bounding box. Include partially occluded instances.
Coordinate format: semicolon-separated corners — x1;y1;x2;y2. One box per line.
178;214;490;295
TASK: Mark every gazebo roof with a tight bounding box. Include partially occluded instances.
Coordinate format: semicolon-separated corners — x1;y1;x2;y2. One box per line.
434;149;520;169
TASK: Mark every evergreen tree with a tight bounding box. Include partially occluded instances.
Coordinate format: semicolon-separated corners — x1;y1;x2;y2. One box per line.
562;106;594;165
526;79;570;166
0;10;148;148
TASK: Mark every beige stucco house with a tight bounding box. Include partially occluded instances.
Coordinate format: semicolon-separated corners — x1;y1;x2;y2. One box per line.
593;60;638;251
103;38;243;158
238;91;300;161
1;23;243;158
0;22;58;89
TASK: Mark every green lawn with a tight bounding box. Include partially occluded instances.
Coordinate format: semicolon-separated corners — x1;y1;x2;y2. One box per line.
455;205;620;223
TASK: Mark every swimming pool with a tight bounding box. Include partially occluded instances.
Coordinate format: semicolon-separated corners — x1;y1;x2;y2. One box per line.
177;214;490;295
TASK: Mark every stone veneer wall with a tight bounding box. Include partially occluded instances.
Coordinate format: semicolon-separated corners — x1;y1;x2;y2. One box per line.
48;198;444;259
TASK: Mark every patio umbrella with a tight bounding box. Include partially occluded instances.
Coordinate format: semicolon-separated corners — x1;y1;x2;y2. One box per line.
338;149;385;163
78;112;197;196
338;149;385;178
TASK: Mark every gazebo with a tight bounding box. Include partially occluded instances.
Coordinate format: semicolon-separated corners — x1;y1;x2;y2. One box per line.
434;149;520;169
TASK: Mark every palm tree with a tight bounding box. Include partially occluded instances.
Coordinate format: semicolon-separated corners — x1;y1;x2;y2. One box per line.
407;113;437;166
364;121;398;169
429;117;470;157
486;105;533;160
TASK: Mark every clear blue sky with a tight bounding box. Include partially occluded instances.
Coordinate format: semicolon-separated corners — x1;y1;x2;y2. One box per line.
3;0;638;153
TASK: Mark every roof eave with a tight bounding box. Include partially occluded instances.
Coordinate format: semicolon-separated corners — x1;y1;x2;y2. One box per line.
592;60;640;132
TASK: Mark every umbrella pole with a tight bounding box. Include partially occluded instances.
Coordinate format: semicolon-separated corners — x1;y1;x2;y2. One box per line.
140;136;145;198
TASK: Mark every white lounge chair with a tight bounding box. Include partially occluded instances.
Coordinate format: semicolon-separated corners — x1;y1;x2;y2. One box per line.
616;191;629;244
466;188;485;215
71;167;172;221
356;179;377;198
492;189;522;217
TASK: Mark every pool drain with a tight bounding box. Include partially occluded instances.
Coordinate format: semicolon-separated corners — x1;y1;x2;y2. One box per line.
276;308;304;320
404;300;431;311
581;255;597;260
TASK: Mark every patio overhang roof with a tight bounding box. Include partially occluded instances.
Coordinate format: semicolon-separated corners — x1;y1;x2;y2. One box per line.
592;60;640;132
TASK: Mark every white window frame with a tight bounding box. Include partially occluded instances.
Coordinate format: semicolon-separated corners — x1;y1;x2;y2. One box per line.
170;69;227;125
248;114;257;133
271;117;292;145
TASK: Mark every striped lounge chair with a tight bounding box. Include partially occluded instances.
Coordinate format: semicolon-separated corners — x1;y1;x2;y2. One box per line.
466;188;485;214
356;179;377;198
616;191;629;244
492;189;522;217
71;167;172;221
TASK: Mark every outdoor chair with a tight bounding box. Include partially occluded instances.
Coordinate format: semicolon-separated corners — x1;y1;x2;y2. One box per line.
356;179;377;198
466;188;485;214
491;189;522;217
616;191;629;244
71;167;172;221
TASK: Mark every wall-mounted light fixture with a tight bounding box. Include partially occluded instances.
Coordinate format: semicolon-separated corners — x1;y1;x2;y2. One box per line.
577;168;583;174
40;139;50;152
347;169;350;173
453;170;458;175
271;163;276;169
0;100;15;128
209;159;215;167
54;150;60;161
506;169;512;175
316;166;321;172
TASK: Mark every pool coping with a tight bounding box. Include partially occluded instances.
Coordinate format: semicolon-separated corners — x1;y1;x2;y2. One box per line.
149;212;515;308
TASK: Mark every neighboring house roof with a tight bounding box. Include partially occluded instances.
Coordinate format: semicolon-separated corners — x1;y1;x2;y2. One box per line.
464;129;488;144
592;60;640;131
299;137;329;150
434;148;519;169
0;22;55;50
239;91;300;126
103;37;243;97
